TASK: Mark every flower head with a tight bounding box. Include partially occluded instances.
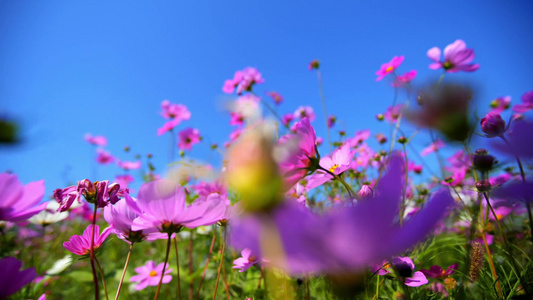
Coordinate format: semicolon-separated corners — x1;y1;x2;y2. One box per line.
490;96;511;114
420;263;458;278
63;224;112;256
308;60;320;70
306;144;355;189
0;173;46;222
96;148;114;164
376;56;404;81
233;248;266;272
84;133;107;146
480;112;507;138
512;90;533;113
29;201;69;226
104;193;156;243
0;257;36;298
427;39;479;73
421;139;446;156
178;128;201;150
392;70;417;87
54;179;121;212
222;67;264;95
267;91;284;105
160;100;191;120
130;261;172;291
293;106;316;122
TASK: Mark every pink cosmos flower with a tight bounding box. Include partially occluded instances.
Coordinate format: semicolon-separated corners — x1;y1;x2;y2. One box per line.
306;144;355;189
229;112;245;127
383;104;404;123
373;257;428;287
345;130;371;148
157;118;181;136
490;96;511;114
512;90;533;113
420;263;458;278
392;70;417;87
427;39;479;73
376;56;404;81
131;179;226;236
115;174;134;190
54;179;121;211
0;257;36;299
160;100;191;120
96;148;114;164
84;133;107;146
480;112;507;138
178;127;201;150
421;139;446;156
267;91;284;105
327;115;336;128
358;185;373;199
222;67;265;95
233;248;265;272
130;261;172;291
0;173;46;222
282;113;295;126
63;224;112;255
117;160;142;170
293;106;316;122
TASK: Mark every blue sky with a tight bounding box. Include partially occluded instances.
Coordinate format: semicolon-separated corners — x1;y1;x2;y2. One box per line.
1;1;532;195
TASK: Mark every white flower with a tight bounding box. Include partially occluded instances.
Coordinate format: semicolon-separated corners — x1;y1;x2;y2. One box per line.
29;201;69;226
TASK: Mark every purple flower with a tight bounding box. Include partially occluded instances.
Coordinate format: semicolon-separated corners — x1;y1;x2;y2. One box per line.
0;257;36;298
376;56;404;81
131;179;226;236
232;248;265;272
391;257;429;287
480;112;507;138
0;173;46;222
130;261;172;291
63;224;112;256
54;179;121;211
427;39;479;73
420;263;458;278
491;119;533;158
512;91;533;113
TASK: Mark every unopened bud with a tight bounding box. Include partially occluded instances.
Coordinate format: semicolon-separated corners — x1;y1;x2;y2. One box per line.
475;180;492;192
397;136;408;144
473;149;496;172
376;114;385;121
358;185;373;199
480;113;506;138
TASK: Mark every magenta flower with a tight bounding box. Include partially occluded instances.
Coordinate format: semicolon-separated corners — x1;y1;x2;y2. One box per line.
233;248;265;272
267;91;284;105
392;70;417;87
96;148;114;164
293;106;316;122
63;224;112;255
117;160;142;170
421;139;446;156
222;67;265;95
0;173;46;222
306;144;355;189
229;112;245;127
84;133;107;146
420;263;458;279
131;179;226;236
427;39;479;73
282;113;295;126
480;112;507;138
390;257;428;287
512;90;533;113
115;174;134;190
383;104;404;123
0;257;36;299
178;127;201;150
358;185;373;199
54;179;121;211
160;100;191;120
345;130;371;148
278;118;319;188
157;118;181;136
376;56;404;81
130;261;172;291
490;96;511;114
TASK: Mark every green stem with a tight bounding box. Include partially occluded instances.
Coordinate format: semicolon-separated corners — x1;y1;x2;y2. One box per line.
174;236;182;300
196;229;217;299
115;242;134;300
90;205;100;300
154;234;172;300
95;257;109;300
316;70;332;152
318;166;357;201
213;226;226;300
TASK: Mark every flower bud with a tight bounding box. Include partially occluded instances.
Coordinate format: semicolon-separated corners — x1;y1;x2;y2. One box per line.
397;136;408;144
358;185;373;199
480;113;506;138
308;60;320;70
376;133;387;144
475;180;491;192
473;149;496;172
376;114;385;121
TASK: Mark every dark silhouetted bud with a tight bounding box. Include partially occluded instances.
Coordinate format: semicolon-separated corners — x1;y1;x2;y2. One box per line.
475;180;492;192
473;149;496;172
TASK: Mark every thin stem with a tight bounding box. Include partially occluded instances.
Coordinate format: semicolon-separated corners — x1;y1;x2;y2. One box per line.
95;257;109;300
154;234;172;300
221;258;231;300
316;70;332;152
479;201;504;299
90;205;100;300
168;129;175;165
174;237;182;300
115;242;134;300
213;226;226;300
430;130;446;178
400;143;409;226
196;230;217;299
257;267;264;289
317;166;357;201
435;73;445;90
306;276;310;300
188;231;194;300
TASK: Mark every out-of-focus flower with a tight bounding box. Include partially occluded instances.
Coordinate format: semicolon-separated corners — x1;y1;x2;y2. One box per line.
490;96;511;114
63;224;112;256
96;148;114;164
309;60;320;70
267;91;284;105
131;179;226;236
0;257;36;299
358;185;373;199
46;255;72;275
29;201;69;226
294;106;316;122
233;248;266;272
420;263;458;278
0;173;46;222
115;174;134;190
421;139;446;156
480;112;507;138
306;144;355;189
383;104;404;123
117;160;142;170
392;70;417;87
427;40;479;73
491;119;533;159
282;113;295;126
327;115;336;128
512;90;533;113
130;261;172;291
346;130;371;148
54;179;121;211
278;118;320;189
178;128;201;150
84;133;107;146
392;257;429;287
222;67;265;95
160;100;191;120
376;56;404;81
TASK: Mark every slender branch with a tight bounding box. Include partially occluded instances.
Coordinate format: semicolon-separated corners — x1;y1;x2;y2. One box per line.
196;230;217;299
174;237;182;300
154;234;172;300
316;70;332;152
95;257;109;300
188;231;194;300
213;226;227;300
115;242;134;300
90;205;100;300
317;166;357;201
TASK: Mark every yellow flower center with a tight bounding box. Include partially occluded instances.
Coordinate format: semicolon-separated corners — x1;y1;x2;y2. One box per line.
329;164;339;173
149;270;158;277
385;66;394;73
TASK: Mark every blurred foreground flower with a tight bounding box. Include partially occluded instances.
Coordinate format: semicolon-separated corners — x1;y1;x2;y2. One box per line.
29;201;69;226
63;224;112;256
0;257;36;298
130;261;172;291
0;173;46;222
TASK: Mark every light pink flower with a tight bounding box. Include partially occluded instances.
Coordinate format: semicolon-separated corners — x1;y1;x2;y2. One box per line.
96;149;114;164
233;248;265;272
376;56;404;81
130;261;172;291
306;144;355;189
222;67;265;95
427;39;479;73
178;127;201;150
512;91;533;113
345;130;371;148
160;100;191;120
0;173;46;222
157;118;181;136
383;104;404;123
294;106;316;122
117;160;142;170
63;224;112;255
84;133;107;146
421;139;446;156
282;113;295;126
392;70;417;87
115;174;134;190
267;91;284;105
